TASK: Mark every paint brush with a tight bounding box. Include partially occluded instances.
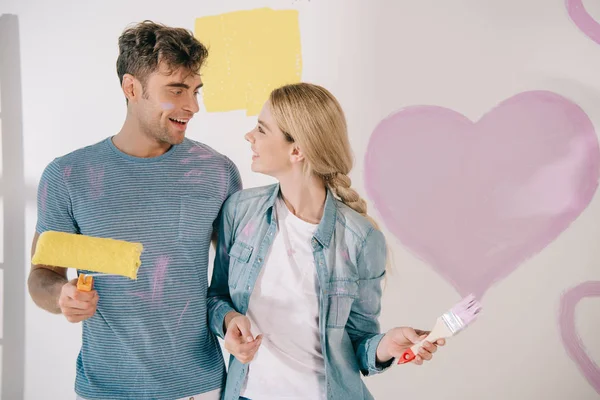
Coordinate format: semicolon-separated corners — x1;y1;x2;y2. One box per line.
398;294;482;364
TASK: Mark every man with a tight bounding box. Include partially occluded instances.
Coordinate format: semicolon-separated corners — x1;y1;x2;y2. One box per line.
27;20;241;400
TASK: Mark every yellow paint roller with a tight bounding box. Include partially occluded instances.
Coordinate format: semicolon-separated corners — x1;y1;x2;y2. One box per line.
32;231;143;291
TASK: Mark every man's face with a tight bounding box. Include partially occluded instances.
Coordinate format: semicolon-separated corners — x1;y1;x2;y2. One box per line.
134;63;203;145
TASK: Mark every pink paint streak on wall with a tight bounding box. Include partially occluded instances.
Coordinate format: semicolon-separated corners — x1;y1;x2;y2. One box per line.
88;167;104;199
364;91;599;298
559;281;600;394
152;255;170;302
566;0;600;45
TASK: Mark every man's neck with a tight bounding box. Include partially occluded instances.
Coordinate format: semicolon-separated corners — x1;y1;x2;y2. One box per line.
112;117;172;158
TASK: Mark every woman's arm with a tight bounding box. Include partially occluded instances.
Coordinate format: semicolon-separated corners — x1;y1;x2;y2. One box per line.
348;228;443;376
346;227;391;376
207;196;238;339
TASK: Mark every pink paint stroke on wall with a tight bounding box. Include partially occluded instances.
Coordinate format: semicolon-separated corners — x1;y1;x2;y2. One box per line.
566;0;600;45
559;281;600;394
364;91;599;298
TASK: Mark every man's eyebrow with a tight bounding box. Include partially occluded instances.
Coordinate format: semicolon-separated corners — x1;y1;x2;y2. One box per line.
166;82;189;89
165;82;204;90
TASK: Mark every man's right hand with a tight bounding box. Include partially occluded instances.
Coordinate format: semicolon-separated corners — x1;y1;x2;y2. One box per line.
58;278;99;323
223;312;262;364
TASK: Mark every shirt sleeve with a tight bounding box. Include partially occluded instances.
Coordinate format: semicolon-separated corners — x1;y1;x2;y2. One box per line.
35;159;79;235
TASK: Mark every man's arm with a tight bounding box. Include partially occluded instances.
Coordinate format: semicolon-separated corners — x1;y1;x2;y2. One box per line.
30;160;99;322
27;231;67;314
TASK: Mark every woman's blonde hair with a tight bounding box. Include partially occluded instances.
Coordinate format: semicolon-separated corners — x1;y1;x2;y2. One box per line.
268;82;380;230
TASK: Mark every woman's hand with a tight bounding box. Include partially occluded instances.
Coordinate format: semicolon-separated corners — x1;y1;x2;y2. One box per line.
376;327;445;365
223;312;262;364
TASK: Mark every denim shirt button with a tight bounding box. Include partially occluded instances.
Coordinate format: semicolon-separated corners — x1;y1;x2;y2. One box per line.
258;258;263;263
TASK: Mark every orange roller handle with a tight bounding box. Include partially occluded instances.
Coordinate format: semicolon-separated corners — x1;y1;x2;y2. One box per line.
77;274;94;292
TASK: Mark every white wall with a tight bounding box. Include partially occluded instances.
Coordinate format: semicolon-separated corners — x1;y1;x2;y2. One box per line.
1;0;599;399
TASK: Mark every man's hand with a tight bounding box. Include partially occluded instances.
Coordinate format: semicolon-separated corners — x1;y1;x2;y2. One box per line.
223;312;262;364
376;327;445;365
58;278;99;323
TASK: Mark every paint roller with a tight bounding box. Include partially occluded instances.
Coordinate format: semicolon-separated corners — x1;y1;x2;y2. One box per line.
32;231;143;291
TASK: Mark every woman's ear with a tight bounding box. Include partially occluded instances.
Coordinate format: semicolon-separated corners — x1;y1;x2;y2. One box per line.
290;145;306;164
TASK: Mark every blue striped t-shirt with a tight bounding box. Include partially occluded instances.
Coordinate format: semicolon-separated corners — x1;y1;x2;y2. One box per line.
36;137;242;400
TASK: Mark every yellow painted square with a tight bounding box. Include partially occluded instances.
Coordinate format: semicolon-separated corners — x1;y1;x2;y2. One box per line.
194;8;302;116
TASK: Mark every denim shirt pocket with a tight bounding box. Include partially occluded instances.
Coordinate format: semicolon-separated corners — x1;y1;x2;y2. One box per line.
228;241;253;289
326;280;359;328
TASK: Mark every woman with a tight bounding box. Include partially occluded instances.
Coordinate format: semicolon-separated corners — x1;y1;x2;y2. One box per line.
207;83;443;400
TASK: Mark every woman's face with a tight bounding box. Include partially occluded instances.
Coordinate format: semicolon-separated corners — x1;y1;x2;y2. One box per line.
244;102;295;177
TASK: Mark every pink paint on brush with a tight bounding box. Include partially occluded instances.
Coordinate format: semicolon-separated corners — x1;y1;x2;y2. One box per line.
566;0;600;45
559;281;600;395
399;294;482;364
365;91;600;298
151;255;170;302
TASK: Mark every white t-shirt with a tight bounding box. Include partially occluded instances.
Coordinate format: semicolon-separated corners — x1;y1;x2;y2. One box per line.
241;197;326;400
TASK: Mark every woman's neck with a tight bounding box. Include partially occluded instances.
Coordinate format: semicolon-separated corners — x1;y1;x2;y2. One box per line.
278;173;326;224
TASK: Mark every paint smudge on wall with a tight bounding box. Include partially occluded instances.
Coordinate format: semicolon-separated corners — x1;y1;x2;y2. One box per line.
364;91;599;298
559;281;600;394
194;7;302;116
566;0;600;45
151;255;170;303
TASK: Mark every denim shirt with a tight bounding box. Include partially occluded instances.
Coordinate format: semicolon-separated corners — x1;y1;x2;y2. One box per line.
208;183;392;400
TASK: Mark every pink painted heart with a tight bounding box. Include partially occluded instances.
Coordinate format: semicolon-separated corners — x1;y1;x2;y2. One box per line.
566;0;600;45
364;91;599;298
559;281;600;395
